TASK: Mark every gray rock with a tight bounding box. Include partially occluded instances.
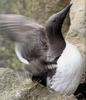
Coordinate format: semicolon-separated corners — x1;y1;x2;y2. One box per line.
66;0;86;63
0;68;76;100
66;0;86;82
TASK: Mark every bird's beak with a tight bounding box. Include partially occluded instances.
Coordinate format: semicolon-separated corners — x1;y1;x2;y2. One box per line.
47;4;72;27
57;4;72;21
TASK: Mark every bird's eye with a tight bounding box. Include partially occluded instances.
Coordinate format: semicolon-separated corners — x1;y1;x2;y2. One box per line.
52;19;56;23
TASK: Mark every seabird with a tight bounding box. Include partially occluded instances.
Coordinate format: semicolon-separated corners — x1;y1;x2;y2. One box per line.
0;4;84;95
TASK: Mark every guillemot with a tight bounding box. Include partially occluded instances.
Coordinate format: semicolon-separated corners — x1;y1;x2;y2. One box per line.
0;4;84;95
46;4;84;95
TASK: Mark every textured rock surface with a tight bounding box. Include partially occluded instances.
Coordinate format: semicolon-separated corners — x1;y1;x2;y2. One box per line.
68;0;86;36
0;68;76;100
66;0;86;69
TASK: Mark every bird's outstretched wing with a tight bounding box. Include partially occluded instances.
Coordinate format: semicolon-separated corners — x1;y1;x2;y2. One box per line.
0;14;48;64
0;14;44;42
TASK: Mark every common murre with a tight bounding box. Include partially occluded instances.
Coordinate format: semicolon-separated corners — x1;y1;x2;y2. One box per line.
0;4;84;95
46;4;84;95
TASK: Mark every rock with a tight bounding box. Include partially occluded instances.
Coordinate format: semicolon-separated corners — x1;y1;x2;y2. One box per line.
68;0;86;37
65;1;86;98
66;0;86;97
0;68;76;100
0;68;31;100
66;0;86;85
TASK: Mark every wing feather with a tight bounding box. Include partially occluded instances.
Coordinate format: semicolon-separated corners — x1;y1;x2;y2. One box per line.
0;14;43;42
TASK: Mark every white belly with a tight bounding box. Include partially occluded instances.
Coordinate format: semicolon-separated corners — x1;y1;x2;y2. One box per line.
47;41;84;95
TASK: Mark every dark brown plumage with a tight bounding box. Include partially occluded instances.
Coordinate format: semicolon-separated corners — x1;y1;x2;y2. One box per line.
0;4;72;86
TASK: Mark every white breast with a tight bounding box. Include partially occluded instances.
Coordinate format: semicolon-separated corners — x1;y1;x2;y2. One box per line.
47;41;84;95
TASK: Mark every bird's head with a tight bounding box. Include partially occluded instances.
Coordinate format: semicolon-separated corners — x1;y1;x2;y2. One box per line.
46;4;72;35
